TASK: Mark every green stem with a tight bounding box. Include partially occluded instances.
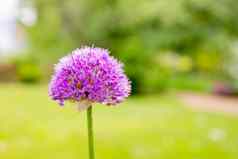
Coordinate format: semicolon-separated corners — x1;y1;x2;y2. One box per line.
87;106;95;159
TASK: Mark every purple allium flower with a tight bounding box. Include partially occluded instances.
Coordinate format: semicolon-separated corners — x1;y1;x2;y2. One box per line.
49;46;131;110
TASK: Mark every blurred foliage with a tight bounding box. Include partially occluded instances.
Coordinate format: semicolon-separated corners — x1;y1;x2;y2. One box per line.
17;63;41;83
13;56;42;83
195;50;223;73
18;0;238;92
168;74;213;92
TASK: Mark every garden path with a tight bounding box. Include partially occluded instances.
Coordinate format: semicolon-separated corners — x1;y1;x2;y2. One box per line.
178;92;238;116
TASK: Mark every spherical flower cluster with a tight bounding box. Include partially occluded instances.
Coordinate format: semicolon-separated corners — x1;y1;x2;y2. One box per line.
49;46;131;109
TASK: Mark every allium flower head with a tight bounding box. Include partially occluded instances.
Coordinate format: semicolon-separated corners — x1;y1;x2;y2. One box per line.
49;46;131;109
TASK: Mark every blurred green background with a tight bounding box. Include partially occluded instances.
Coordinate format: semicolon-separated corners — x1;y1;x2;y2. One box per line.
0;0;238;158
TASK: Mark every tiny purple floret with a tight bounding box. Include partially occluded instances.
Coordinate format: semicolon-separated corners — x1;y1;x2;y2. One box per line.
49;46;131;106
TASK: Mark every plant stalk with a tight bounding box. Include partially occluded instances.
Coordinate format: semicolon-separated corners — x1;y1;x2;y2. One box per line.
87;106;95;159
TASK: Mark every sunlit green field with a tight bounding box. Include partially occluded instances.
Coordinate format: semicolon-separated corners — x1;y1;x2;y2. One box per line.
0;84;238;159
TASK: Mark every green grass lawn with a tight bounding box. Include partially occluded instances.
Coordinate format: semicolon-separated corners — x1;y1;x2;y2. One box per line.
0;84;238;159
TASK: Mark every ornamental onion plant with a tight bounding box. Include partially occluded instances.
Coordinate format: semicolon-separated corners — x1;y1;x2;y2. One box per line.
49;46;131;159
